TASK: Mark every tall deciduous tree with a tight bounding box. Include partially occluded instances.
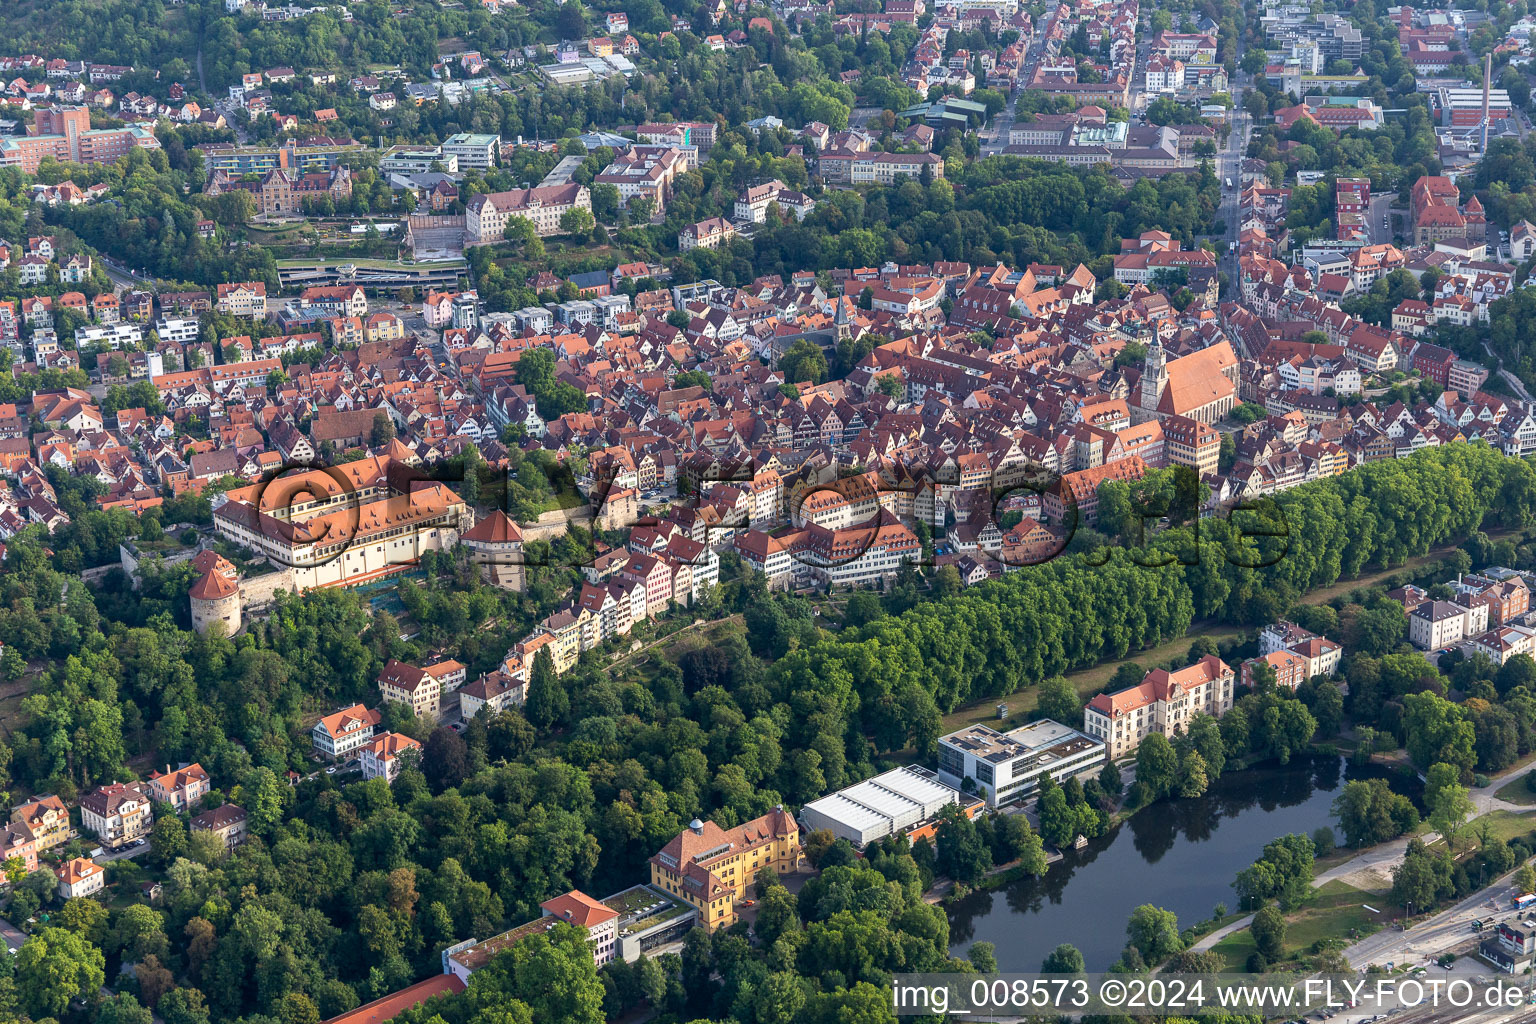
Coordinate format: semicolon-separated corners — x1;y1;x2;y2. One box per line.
16;927;106;1018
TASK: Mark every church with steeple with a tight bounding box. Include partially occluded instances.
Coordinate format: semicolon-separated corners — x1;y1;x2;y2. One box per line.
1132;338;1239;425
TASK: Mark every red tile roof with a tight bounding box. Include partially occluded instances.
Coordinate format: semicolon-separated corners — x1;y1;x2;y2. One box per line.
319;975;465;1024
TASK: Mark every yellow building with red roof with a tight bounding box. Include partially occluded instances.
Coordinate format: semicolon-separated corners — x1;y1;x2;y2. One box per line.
649;807;800;931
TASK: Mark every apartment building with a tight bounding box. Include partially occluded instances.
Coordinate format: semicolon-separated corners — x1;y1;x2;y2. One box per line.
1257;620;1344;678
0;822;37;873
147;762;210;812
377;660;444;719
457;670;526;719
1408;598;1488;651
1241;648;1308;690
360;732;422;782
311;703;381;759
441;132;500;168
190;804;248;853
11;795;70;852
800;513;920;588
733;529;809;590
1451;572;1531;627
1042;455;1149;524
679;217;736;251
1162;414;1221;476
936;719;1107;808
298;284;368;318
56;857;105;900
849;151;944;185
79;781;153;849
216;282;267;318
466;184;591;241
1468;624;1536;666
1082;655;1236;758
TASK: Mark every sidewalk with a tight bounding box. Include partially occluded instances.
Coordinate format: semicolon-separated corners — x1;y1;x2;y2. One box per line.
1190;760;1536;957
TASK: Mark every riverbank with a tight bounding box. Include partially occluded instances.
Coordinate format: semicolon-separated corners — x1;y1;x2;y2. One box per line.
946;753;1402;970
924;848;1067;905
1195;759;1536;968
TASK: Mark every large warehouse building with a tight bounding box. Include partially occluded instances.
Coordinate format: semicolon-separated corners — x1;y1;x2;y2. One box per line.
798;765;975;847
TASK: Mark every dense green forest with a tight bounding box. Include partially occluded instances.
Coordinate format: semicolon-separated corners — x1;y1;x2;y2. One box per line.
0;442;1530;1023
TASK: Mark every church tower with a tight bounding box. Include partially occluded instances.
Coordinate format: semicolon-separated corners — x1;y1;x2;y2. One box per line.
834;295;852;343
1140;339;1169;419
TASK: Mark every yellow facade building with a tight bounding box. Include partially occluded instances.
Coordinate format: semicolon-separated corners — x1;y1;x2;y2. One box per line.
649;808;800;931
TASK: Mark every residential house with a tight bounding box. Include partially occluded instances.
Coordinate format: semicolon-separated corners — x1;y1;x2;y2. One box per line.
189;803;248;853
311;703;382;759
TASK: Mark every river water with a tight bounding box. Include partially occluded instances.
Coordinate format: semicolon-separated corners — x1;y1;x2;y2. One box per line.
947;754;1419;970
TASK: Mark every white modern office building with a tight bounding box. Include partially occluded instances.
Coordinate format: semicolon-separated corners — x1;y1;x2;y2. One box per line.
937;719;1106;808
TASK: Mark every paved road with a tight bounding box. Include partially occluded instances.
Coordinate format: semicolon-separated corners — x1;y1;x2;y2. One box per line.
1215;112;1251;284
982;9;1057;155
981;88;1020;155
1340;763;1536;969
98;839;152;862
1482;338;1534;403
99;257;152;292
1343;868;1518;970
1194;763;1536;957
1369;193;1396;246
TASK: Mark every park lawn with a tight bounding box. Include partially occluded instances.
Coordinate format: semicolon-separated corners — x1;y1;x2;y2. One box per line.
1495;776;1536;807
1283;879;1388;952
1209;928;1256;971
1209;881;1386;970
1470;810;1536;845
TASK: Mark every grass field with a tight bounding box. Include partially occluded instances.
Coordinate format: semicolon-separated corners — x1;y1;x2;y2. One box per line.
1210;880;1387;969
1471;810;1536;845
1284;879;1389;951
275;257;466;270
1495;776;1536;806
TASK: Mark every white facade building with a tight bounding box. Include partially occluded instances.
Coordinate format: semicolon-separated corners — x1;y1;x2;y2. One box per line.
937;719;1107;808
799;765;968;847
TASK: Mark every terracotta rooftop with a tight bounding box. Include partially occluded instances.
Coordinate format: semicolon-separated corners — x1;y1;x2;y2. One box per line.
318;975;465;1024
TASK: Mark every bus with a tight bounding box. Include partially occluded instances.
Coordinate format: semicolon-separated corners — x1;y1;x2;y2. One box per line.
1224;177;1233;189
1513;893;1535;911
